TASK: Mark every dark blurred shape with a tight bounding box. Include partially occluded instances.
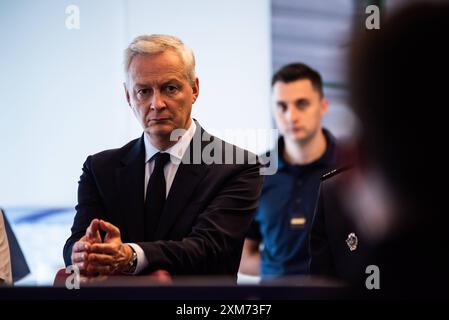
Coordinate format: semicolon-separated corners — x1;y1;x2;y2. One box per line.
310;2;449;297
350;2;449;201
350;1;449;295
1;208;31;282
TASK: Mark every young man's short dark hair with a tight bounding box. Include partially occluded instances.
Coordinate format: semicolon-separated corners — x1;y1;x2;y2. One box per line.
271;63;324;97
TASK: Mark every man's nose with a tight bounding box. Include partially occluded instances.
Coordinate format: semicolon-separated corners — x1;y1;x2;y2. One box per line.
150;90;166;110
285;105;298;122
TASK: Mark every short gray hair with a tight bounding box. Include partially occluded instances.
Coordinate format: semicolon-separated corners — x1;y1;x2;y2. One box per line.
124;34;196;85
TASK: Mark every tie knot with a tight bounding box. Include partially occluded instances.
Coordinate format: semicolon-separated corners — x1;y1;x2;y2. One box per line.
153;152;171;171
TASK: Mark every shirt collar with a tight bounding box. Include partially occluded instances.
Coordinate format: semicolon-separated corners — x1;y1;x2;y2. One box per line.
144;119;197;163
315;128;337;166
277;128;337;171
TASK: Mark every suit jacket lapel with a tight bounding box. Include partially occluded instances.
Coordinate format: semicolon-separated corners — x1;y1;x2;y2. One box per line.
117;135;146;242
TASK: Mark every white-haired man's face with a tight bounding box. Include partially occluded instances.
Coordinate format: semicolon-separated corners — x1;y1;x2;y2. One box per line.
125;50;199;149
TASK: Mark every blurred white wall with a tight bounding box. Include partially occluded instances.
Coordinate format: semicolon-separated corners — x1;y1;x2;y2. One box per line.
0;0;272;207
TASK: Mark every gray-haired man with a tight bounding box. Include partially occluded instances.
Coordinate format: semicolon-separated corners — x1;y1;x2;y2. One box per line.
63;34;263;281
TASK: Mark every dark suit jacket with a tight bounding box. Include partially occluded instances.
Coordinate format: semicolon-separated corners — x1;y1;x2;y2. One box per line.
63;123;264;277
309;169;374;286
309;169;449;296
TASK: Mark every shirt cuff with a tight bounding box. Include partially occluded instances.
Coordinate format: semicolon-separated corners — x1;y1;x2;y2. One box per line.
127;243;148;275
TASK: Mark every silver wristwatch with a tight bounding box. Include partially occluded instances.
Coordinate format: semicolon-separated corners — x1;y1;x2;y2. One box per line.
122;246;138;274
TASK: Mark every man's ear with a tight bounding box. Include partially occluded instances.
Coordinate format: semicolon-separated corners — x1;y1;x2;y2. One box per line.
320;97;329;116
124;82;131;107
191;78;199;104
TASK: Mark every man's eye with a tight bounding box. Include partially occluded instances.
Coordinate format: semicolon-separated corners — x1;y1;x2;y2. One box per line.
136;89;150;99
165;85;178;94
295;100;309;109
277;103;287;112
137;89;150;95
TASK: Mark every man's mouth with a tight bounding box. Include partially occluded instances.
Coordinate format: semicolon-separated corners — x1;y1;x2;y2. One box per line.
149;117;170;122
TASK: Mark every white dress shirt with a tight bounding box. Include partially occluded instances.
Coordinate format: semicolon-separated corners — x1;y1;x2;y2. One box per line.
127;120;197;274
0;211;12;285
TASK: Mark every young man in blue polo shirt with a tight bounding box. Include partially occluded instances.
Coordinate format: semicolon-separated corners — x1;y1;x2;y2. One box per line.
239;63;343;278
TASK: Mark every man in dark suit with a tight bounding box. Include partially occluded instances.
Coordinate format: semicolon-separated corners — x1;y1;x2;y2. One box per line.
63;34;264;279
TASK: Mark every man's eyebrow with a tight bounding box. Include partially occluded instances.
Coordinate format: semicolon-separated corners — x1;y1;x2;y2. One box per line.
162;78;183;85
134;78;183;87
132;83;162;89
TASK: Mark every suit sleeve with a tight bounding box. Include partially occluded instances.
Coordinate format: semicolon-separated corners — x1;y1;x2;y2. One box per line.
309;183;336;276
63;156;106;266
137;163;264;275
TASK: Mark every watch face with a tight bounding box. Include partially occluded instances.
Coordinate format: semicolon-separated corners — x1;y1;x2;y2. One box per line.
121;247;138;274
124;250;137;273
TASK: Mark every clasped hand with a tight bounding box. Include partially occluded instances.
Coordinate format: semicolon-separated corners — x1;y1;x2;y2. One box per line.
71;219;133;278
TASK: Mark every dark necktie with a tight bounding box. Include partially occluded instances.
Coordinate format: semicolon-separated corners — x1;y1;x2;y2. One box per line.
144;152;171;240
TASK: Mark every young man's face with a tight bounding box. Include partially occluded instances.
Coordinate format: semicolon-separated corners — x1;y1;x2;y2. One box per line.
272;79;328;145
125;50;199;142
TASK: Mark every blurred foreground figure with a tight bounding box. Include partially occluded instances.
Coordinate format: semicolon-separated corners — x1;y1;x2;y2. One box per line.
310;2;449;297
0;210;12;286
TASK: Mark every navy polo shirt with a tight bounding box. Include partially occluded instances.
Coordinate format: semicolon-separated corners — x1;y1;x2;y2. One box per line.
247;129;340;277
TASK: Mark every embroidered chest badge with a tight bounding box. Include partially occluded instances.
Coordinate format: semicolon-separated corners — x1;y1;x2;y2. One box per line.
346;232;358;251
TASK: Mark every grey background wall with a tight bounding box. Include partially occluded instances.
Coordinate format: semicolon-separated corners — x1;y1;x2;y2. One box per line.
0;0;272;207
271;0;357;139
